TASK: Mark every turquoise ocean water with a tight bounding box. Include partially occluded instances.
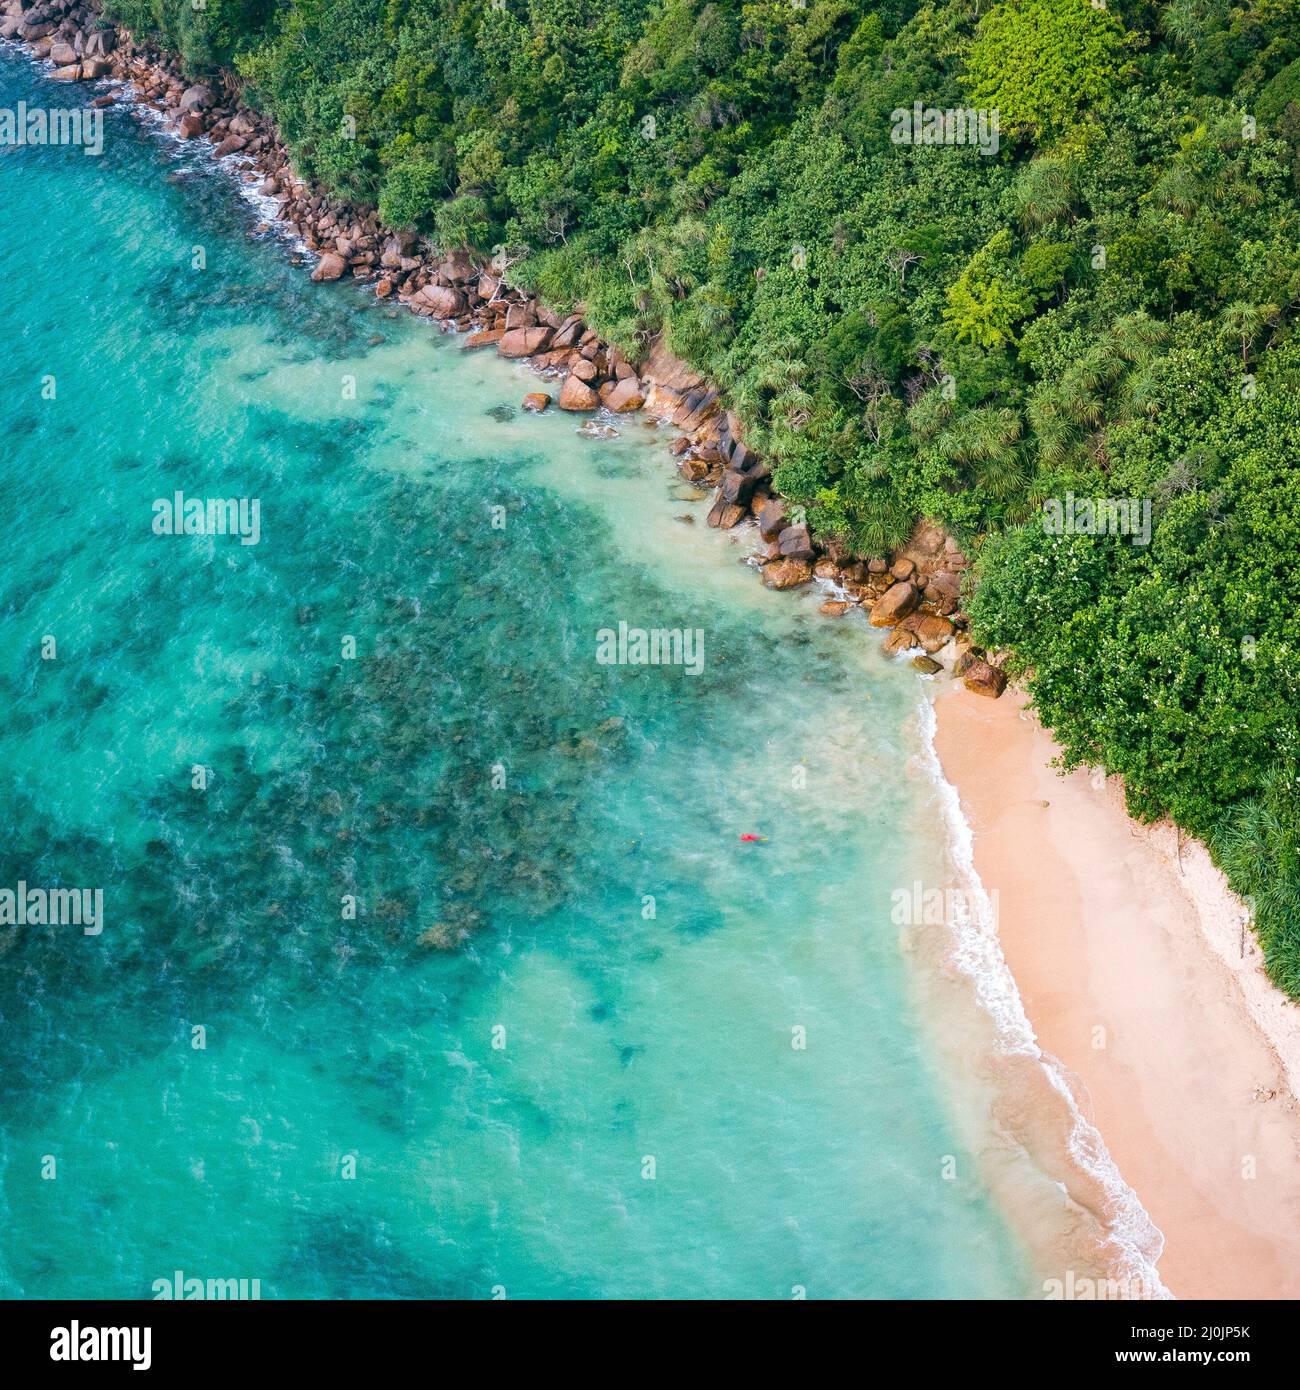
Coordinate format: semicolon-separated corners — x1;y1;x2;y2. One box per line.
0;48;1048;1299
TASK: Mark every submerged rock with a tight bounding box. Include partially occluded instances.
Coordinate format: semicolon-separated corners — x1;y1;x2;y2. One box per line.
577;420;618;440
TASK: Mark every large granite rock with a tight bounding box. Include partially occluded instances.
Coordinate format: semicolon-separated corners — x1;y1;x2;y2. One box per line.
868;581;920;627
311;252;346;282
558;375;599;411
761;557;813;590
498;326;552;357
962;660;1007;699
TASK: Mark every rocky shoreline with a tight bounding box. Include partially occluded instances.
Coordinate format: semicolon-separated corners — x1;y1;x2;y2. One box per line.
1;0;1006;697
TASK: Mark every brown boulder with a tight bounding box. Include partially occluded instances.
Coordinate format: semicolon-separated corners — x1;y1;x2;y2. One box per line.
912;656;943;675
558;375;599;411
757;499;790;541
178;84;211;113
439;252;477;283
604;376;645;413
819;600;852;617
761;558;813;590
178;111;204;140
549;315;585;349
522;393;552;413
212;135;248;158
928;570;962;601
882;628;918;655
498;326;552;358
721;468;759;507
868;581;920;627
414;284;466;318
963;661;1007;699
777;523;816;561
504;302;538;330
706;494;747;529
311;253;346;283
463;329;504;350
909;614;956;653
49;40;76;65
953;649;981;678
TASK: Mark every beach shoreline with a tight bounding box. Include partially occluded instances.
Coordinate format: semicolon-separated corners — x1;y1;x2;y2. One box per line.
11;5;1299;1302
933;682;1300;1300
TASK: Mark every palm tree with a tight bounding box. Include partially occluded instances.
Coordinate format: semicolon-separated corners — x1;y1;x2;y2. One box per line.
1012;158;1079;229
1159;0;1213;49
1152;165;1201;217
731;337;809;442
937;407;1028;498
1218;301;1280;369
1028;384;1086;469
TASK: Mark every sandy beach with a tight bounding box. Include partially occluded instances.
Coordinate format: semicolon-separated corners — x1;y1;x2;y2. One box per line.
933;682;1300;1300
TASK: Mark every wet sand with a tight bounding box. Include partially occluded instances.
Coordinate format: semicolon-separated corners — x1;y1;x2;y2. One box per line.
933;683;1300;1299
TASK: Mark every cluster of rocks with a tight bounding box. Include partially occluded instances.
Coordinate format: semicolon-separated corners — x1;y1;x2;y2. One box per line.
1;0;117;80
0;0;1008;699
680;454;1006;696
401;255;649;415
17;2;656;419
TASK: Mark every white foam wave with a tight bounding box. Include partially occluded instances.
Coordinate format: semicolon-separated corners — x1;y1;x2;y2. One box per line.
124;82;308;253
915;695;1173;1299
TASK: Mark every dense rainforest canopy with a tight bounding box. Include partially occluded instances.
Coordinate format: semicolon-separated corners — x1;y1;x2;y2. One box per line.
103;0;1300;990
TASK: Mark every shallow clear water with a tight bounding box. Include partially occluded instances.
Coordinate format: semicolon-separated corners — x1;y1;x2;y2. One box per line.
0;49;1039;1299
